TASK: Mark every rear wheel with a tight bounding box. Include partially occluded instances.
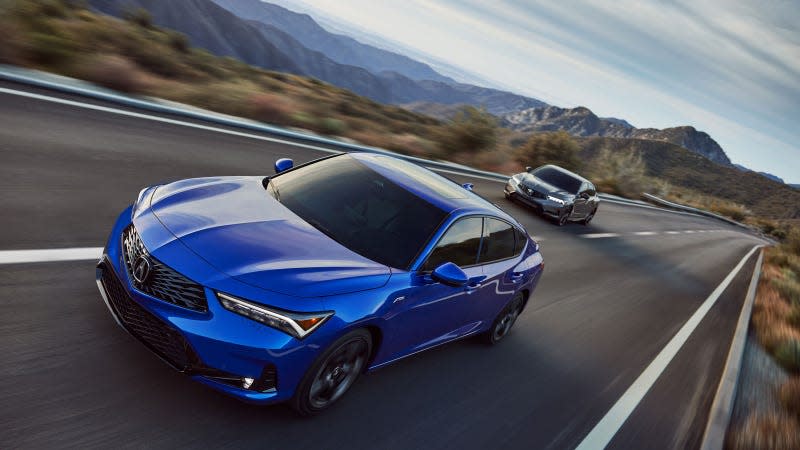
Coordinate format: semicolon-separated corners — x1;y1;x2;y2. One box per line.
290;329;371;416
487;292;524;345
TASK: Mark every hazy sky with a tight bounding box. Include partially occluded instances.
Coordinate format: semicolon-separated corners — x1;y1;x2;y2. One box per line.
279;0;800;183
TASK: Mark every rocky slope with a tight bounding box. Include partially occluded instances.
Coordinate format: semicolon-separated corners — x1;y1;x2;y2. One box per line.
503;105;731;165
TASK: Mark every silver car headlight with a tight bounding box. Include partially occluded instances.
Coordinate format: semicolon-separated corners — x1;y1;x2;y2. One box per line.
217;292;333;339
547;195;566;205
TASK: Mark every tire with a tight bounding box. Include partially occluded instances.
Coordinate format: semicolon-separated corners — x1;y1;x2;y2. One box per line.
487;292;524;345
556;207;572;226
290;329;372;416
582;208;597;225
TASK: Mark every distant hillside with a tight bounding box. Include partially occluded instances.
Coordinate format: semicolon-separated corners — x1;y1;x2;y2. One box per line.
401;102;472;121
577;137;800;219
733;164;786;184
88;0;546;114
211;0;453;83
88;0;299;73
503;105;731;165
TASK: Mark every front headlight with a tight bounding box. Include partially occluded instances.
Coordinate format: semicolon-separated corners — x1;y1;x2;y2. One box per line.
547;195;566;205
217;292;333;339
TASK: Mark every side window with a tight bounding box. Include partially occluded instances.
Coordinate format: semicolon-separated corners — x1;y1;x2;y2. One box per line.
422;217;484;271
479;218;515;263
514;227;528;255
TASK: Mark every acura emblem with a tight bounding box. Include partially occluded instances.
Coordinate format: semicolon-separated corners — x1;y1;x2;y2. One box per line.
132;254;152;284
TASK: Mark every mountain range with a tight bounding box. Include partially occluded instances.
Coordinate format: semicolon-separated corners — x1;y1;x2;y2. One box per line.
85;0;790;183
88;0;546;115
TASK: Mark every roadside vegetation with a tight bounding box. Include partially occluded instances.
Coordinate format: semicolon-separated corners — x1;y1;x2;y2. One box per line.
728;232;800;448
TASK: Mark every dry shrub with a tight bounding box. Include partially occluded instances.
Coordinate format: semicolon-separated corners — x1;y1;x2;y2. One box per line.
384;133;436;157
348;130;392;150
752;282;800;351
728;413;800;449
248;93;295;126
514;130;581;172
588;147;648;197
779;378;800;416
81;54;146;93
437;106;498;156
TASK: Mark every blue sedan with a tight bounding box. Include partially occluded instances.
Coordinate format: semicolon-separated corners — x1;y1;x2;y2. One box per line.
96;152;544;415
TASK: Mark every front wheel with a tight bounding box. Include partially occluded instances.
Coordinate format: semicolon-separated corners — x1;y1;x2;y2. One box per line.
290;329;372;416
487;292;524;345
556;207;572;226
582;207;597;225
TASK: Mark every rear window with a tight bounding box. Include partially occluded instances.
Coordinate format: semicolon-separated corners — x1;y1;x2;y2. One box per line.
532;167;582;194
268;155;447;269
479;218;515;263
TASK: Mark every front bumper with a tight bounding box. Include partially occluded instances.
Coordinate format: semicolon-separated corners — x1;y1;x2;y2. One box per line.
504;183;567;218
95;208;323;405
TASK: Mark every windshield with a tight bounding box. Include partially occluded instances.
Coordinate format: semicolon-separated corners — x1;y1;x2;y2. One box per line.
531;167;582;194
268;155;447;269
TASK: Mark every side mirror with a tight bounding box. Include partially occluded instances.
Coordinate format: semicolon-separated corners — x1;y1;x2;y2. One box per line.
525;166;532;172
462;183;474;191
274;158;294;174
431;262;468;287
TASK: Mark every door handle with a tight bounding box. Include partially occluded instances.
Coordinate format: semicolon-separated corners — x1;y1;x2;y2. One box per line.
465;281;482;294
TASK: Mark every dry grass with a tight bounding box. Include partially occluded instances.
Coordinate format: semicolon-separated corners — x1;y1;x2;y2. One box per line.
779;378;800;416
727;413;800;450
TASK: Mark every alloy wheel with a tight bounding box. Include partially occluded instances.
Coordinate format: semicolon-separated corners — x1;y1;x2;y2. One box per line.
308;339;368;409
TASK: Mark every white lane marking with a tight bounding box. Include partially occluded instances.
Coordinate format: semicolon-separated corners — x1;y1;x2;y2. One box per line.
581;233;621;239
0;87;499;183
0;247;103;264
633;231;658;236
684;230;696;234
665;231;681;235
575;244;761;450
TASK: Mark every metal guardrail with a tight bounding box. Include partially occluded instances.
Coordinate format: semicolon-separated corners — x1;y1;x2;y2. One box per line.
640;193;750;228
0;65;510;183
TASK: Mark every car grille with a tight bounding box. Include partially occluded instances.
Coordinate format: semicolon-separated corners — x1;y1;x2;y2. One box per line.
99;261;200;371
122;225;207;312
524;186;547;199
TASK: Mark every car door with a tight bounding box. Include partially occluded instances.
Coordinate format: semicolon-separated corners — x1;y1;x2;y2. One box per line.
381;217;488;361
470;218;527;325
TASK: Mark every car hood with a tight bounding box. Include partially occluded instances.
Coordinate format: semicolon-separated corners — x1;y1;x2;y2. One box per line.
148;176;390;297
519;174;573;198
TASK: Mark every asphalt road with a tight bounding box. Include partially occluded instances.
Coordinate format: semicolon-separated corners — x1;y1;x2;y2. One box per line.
0;81;768;449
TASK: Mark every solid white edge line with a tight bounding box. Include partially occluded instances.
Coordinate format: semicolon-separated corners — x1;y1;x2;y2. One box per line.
0;247;103;264
699;249;764;450
575;244;761;450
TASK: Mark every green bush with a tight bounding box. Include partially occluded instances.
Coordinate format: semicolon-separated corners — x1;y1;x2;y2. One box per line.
27;31;77;65
124;8;152;29
775;339;800;372
515;130;582;172
437;106;498;155
318;117;347;136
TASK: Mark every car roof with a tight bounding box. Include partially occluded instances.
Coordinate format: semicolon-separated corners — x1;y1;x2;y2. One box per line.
535;164;592;184
350;152;520;225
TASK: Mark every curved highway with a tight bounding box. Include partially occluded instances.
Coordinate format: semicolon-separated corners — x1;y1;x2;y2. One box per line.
0;81;768;449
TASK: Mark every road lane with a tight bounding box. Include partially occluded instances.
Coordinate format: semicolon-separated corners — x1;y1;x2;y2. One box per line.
0;84;768;449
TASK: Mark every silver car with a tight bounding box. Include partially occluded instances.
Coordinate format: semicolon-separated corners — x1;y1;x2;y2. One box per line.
504;164;599;226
